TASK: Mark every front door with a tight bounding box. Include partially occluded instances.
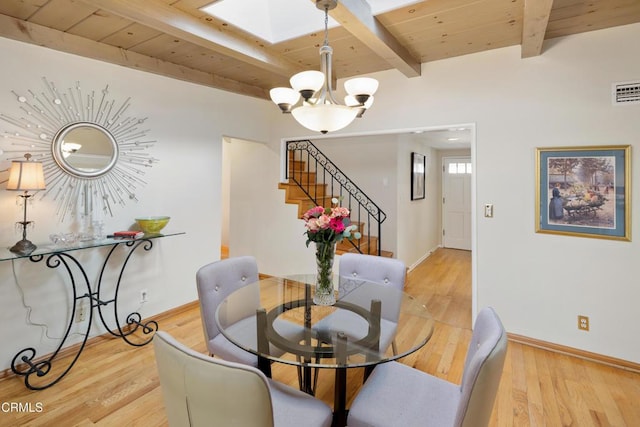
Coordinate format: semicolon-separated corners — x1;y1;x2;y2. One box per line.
442;157;472;250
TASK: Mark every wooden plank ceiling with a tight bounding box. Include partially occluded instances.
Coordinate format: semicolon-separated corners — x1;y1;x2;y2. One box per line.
0;0;638;100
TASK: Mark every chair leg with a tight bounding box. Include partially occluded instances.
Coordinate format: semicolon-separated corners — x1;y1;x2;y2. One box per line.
296;361;303;390
392;339;398;356
312;359;320;394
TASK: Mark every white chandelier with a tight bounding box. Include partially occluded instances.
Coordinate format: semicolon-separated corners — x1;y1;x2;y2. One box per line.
269;0;378;134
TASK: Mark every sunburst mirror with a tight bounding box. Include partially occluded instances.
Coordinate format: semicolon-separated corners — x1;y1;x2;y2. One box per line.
0;78;157;221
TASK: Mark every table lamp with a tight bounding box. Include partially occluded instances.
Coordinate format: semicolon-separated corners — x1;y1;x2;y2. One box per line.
6;153;46;255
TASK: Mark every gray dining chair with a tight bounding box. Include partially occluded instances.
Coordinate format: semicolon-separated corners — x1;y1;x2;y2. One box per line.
196;256;302;367
313;253;406;354
347;306;508;427
153;331;333;427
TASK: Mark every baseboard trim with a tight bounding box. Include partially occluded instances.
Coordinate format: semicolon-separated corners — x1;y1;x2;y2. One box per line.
0;300;200;382
408;245;441;272
508;333;640;373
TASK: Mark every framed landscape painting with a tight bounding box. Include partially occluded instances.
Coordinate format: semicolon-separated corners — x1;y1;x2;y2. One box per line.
411;152;425;200
535;145;631;241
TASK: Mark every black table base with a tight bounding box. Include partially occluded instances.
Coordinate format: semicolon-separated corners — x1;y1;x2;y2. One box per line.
256;283;381;427
10;239;158;390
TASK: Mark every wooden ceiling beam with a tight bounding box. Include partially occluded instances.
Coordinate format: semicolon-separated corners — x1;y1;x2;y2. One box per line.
328;0;421;77
0;14;269;99
521;0;554;58
81;0;304;77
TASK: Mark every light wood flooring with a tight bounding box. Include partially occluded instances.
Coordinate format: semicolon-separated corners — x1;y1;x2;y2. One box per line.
1;248;639;426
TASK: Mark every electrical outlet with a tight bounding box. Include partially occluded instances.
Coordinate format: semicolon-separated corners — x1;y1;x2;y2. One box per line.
140;289;149;303
578;315;589;331
75;303;87;323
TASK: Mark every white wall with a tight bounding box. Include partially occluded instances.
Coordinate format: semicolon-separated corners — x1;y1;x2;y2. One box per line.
395;135;440;267
0;37;272;371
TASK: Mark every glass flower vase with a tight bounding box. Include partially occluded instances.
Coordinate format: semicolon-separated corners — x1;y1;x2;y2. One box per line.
314;241;337;305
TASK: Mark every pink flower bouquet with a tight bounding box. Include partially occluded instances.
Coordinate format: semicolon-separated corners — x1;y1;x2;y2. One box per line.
302;198;361;246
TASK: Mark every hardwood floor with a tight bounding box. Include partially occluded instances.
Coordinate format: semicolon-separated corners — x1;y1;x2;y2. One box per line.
1;248;639;426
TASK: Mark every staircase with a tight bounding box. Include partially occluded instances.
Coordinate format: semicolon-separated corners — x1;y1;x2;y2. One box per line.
278;140;392;257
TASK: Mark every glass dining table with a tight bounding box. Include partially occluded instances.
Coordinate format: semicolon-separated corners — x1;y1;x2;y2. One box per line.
215;275;434;427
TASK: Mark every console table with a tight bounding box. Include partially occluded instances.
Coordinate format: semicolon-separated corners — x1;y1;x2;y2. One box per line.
1;231;184;390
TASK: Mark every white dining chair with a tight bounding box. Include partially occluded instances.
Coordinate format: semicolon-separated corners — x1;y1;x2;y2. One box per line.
347;306;508;427
196;256;303;367
153;331;333;427
313;253;406;354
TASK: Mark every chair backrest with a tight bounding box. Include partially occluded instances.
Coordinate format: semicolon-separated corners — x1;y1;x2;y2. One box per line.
196;256;259;345
339;253;406;290
153;330;275;427
339;253;406;320
455;307;508;427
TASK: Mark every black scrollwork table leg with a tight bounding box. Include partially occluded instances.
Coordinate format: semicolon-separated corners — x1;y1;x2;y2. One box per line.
10;238;159;390
95;239;158;346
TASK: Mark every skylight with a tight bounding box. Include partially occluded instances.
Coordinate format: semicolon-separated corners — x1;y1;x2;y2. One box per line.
201;0;419;44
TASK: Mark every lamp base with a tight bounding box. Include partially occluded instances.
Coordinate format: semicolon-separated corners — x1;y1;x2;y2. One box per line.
10;239;37;256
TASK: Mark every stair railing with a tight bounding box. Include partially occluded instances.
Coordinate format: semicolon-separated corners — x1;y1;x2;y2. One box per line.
285;139;387;256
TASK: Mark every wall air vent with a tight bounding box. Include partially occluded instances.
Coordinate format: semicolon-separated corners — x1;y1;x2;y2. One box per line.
612;81;640;105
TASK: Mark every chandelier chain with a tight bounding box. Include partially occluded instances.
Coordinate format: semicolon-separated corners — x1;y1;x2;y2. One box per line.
323;6;329;47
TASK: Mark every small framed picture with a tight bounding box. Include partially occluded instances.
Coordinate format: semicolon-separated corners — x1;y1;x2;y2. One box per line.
535;145;631;241
411;152;426;200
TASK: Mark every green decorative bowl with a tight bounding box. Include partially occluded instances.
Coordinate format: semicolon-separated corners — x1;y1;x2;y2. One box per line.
135;216;170;234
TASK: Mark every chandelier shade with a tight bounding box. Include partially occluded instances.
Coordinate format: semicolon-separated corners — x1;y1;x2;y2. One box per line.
290;71;325;98
344;77;379;100
345;95;374;118
291;103;359;134
269;0;378;134
269;87;300;113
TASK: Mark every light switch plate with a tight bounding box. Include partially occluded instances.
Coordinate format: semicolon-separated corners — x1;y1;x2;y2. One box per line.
484;204;493;218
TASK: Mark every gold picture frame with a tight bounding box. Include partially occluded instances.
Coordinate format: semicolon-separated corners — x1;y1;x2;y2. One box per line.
535;145;631;241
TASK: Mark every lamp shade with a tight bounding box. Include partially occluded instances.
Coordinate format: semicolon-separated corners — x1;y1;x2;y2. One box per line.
291;103;358;133
6;157;46;191
269;87;300;107
290;70;325;94
344;77;379;97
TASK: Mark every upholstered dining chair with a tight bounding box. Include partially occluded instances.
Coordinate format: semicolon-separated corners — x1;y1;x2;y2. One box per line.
347;306;508;427
313;253;406;354
196;256;302;367
153;331;333;427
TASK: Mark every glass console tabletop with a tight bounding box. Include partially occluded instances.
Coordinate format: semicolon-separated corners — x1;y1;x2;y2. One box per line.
0;231;185;261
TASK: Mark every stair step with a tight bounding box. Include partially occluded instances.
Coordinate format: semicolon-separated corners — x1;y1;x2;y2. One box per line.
337;234;377;251
296;196;335;217
286;171;317;184
289;159;306;172
278;181;328;199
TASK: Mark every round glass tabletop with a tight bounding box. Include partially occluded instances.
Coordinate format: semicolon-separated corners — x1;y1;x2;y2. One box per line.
215;275;434;369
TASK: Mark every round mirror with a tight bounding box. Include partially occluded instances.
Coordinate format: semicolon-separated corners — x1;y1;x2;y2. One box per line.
52;122;119;178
